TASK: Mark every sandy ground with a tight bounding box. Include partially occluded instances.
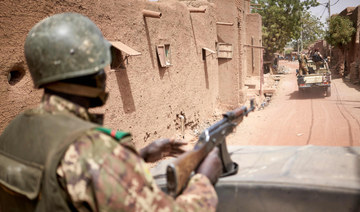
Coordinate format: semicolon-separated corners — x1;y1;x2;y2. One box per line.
227;60;360;146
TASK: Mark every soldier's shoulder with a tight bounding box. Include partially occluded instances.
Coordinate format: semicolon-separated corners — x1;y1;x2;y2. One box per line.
72;127;137;154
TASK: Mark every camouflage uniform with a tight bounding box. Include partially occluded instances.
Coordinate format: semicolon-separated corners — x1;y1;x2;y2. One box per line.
39;94;218;212
299;54;308;75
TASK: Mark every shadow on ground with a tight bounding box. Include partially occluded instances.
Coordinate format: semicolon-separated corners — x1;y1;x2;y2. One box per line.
343;78;360;92
288;88;327;100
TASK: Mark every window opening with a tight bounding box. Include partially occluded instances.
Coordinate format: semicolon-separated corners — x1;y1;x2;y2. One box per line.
156;44;172;67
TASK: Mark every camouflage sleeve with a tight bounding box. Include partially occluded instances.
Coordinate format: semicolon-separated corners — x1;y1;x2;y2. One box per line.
57;129;218;212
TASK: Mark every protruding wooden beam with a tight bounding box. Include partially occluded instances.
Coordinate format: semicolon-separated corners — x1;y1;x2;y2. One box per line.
189;8;206;13
142;9;162;18
202;47;216;54
244;44;265;49
110;41;141;56
216;22;234;26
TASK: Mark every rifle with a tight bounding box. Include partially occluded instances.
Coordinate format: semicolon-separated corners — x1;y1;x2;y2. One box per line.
166;100;255;197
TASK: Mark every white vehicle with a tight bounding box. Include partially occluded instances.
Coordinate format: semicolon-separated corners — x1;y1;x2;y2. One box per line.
297;59;331;96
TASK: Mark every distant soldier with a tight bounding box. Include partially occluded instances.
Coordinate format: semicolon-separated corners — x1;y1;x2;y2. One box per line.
312;48;324;72
0;13;222;211
298;52;308;75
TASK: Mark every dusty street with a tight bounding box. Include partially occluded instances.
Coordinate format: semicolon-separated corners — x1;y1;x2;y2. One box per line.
227;61;360;146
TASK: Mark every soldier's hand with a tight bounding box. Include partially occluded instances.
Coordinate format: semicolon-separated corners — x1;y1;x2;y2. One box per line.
196;147;222;185
140;138;187;162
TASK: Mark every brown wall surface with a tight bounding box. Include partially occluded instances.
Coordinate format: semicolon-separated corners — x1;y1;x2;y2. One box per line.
213;0;241;107
236;0;247;104
347;6;360;83
332;5;360;81
245;13;262;76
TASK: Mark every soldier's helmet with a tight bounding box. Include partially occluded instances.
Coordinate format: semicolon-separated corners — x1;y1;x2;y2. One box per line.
24;12;111;88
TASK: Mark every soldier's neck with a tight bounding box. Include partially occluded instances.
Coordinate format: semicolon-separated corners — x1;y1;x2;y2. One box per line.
44;89;91;109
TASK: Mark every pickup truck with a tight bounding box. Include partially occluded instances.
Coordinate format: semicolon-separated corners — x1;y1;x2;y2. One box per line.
297;59;331;96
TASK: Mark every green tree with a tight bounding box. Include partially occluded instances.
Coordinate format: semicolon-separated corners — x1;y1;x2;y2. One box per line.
292;11;325;51
325;15;355;49
253;0;319;60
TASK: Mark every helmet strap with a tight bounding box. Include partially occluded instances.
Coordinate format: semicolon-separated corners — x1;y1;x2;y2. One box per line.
44;82;106;98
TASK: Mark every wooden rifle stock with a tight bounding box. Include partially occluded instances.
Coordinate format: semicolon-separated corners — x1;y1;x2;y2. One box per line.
166;144;209;197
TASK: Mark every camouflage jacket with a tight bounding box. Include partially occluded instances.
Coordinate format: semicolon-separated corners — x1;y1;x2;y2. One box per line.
39;94;218;212
299;54;308;67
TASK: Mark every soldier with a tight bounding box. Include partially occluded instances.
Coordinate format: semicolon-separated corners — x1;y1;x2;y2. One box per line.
298;52;308;75
0;13;222;211
312;48;324;72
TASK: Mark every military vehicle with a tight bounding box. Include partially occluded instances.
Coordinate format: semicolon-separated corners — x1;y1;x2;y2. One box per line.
297;59;331;97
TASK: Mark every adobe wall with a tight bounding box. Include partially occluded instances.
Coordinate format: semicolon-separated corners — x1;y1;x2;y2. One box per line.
330;47;345;76
354;7;360;61
348;6;360;83
212;0;242;108
0;0;221;148
236;0;249;104
245;13;262;76
332;5;360;82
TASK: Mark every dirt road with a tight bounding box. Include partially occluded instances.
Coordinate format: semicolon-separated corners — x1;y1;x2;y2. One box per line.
228;61;360;146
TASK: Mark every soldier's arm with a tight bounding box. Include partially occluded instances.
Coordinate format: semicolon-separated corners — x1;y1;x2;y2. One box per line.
57;130;218;212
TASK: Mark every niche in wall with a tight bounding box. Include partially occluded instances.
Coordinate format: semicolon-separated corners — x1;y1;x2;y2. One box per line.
217;43;233;59
156;44;172;67
7;64;26;85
